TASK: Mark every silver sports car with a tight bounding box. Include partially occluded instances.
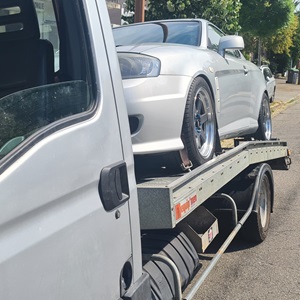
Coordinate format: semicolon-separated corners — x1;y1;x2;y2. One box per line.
113;19;272;169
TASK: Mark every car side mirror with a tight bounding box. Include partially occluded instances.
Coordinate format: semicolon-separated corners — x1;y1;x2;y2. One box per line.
218;35;244;58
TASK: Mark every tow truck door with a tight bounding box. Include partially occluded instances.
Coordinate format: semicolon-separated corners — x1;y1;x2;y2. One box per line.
0;0;140;299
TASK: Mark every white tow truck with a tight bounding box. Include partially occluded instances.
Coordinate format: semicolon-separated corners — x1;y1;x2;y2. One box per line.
0;0;290;299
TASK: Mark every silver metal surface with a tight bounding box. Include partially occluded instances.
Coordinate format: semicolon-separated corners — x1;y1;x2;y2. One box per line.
137;140;289;230
259;178;269;227
114;19;267;155
150;254;182;300
213;193;238;226
194;85;215;159
183;163;267;300
262;96;272;140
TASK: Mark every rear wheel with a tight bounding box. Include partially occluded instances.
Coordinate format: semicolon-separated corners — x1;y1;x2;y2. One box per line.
242;170;272;242
181;77;217;168
218;164;273;243
254;93;272;140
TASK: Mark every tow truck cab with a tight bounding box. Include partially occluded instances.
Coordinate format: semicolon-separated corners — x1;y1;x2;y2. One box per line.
0;0;148;299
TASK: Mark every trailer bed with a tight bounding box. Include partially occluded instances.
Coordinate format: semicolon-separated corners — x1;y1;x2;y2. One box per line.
137;140;290;230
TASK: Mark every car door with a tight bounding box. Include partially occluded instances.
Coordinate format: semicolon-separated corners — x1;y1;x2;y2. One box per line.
263;67;275;100
207;25;252;138
0;1;137;299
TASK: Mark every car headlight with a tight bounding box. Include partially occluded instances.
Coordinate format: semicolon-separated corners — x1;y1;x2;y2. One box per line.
118;53;161;79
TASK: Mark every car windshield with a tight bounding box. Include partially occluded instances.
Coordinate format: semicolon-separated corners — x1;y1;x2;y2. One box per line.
113;21;201;47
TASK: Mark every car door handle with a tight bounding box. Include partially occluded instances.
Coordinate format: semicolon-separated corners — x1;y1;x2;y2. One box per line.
99;161;130;211
243;66;249;75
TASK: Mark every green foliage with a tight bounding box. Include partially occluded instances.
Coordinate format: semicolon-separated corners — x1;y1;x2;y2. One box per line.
241;32;258;56
239;0;296;66
266;14;298;55
290;13;300;66
269;53;290;75
239;0;295;38
198;0;242;33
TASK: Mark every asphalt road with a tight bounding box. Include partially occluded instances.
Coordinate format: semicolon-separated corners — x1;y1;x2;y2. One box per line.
188;83;300;300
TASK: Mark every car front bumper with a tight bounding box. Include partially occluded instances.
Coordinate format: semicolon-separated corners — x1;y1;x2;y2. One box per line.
122;74;192;154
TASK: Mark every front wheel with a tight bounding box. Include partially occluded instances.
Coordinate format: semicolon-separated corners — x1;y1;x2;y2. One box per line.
270;87;276;103
181;77;217;168
254;93;272;140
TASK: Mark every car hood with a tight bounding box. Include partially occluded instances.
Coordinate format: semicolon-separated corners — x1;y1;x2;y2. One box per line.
116;43;196;54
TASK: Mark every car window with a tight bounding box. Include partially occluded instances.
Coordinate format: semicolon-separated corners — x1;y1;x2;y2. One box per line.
207;24;242;58
207;25;222;51
113;23;164;45
228;49;241;58
0;0;95;161
267;68;273;77
263;67;273;79
113;21;201;46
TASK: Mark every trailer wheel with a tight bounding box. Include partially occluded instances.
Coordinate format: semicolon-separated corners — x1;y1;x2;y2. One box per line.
242;169;272;242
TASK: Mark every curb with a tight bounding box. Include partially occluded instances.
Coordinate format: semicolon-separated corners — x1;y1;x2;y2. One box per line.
271;96;300;118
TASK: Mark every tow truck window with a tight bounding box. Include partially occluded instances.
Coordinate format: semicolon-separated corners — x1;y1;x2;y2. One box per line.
35;0;59;72
0;0;95;162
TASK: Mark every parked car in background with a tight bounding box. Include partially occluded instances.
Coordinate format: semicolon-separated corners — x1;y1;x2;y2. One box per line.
260;65;276;102
113;19;272;169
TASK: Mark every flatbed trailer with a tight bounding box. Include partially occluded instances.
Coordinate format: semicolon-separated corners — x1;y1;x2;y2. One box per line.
137;140;289;229
136;140;290;299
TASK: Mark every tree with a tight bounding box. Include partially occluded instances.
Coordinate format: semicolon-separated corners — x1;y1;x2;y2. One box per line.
290;12;300;67
239;0;295;65
123;0;241;33
268;53;290;75
266;14;298;56
240;0;294;37
265;14;298;74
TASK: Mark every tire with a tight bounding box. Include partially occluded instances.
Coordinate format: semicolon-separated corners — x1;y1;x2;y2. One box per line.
181;77;217;168
241;166;272;242
270;87;276;103
142;230;199;299
254;93;272;140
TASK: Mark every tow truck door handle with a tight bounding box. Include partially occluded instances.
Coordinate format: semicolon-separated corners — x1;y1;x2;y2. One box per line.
99;161;130;211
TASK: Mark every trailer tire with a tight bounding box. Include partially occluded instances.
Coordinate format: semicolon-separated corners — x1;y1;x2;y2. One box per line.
218;164;273;243
241;167;272;242
142;230;199;299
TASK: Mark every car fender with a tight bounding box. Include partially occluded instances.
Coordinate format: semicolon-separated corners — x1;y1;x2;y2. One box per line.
118;44;226;105
139;45;220;103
